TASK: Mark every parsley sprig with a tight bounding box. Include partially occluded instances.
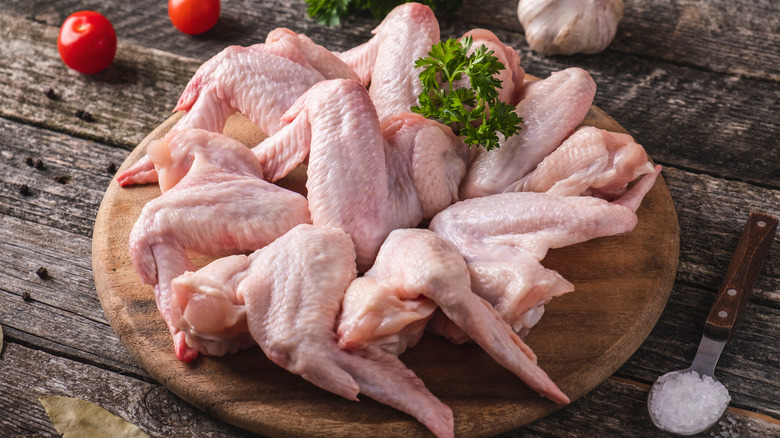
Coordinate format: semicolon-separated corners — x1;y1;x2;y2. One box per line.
411;36;522;151
305;0;462;27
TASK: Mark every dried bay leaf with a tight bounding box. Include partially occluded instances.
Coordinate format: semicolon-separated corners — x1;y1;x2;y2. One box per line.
39;396;150;438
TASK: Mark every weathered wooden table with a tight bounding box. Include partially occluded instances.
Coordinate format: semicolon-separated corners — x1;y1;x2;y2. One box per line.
1;1;778;436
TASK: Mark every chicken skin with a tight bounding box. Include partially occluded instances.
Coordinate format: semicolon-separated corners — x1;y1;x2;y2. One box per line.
509;126;656;199
172;225;455;438
253;79;467;271
338;228;570;405
460;67;597;199
431;166;661;336
129;129;310;362
336;2;440;120
117;30;357;188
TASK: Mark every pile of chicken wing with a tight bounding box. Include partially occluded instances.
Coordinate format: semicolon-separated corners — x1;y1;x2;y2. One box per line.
119;3;660;437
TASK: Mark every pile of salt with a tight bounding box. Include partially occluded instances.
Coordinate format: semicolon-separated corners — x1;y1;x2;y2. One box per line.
648;370;731;435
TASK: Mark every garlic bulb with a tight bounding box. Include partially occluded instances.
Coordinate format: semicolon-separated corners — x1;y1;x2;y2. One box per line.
517;0;624;55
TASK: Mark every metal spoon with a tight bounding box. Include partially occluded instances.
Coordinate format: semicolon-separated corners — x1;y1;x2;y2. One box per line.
647;212;777;435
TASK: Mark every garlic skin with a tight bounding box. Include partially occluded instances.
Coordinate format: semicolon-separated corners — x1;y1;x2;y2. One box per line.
517;0;624;55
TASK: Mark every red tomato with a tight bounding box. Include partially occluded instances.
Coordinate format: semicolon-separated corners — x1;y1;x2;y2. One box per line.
57;11;117;74
168;0;221;35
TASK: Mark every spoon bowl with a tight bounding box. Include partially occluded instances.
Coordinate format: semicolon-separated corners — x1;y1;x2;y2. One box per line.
647;368;730;435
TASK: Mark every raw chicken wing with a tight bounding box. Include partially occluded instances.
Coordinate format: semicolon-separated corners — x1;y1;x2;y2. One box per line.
265;28;360;82
508;126;656;199
170;254;255;357
118;31;357;188
254;79;467;270
460;67;597;199
177;224;454;438
336;3;440;119
143;120;270;192
431;166;661;335
129;129;310;362
381;112;469;219
338;228;570;404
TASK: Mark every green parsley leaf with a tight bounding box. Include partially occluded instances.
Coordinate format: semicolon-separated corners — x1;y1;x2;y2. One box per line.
411;36;523;150
305;0;352;27
305;0;463;27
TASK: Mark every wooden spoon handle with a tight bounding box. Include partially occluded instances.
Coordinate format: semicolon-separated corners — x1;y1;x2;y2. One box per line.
705;212;778;340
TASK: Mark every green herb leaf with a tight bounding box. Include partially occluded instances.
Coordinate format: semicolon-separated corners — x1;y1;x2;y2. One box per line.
305;0;463;27
305;0;352;27
411;36;523;150
39;396;150;438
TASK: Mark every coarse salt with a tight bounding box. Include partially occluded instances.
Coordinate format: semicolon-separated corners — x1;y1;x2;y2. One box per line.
649;370;731;435
710;414;740;437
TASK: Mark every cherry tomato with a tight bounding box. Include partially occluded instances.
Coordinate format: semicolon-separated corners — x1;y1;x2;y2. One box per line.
57;11;117;74
168;0;221;35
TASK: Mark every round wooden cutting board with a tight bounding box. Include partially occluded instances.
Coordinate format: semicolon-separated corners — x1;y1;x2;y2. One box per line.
92;105;679;437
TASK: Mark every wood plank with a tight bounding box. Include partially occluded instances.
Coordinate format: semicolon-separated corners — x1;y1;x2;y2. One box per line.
661;166;780;305
0;341;256;437
0;117;126;236
2;340;777;437
615;0;780;82
0;117;142;374
0;214;143;375
2;11;778;189
451;0;780;81
0;13;200;150
8;0;779;81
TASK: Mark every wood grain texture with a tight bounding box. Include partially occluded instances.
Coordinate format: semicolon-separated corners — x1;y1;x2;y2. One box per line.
452;0;780;81
3;10;777;190
0;13;199;149
0;116;145;375
2;340;778;438
509;377;780;438
91;106;678;436
0;342;256;438
1;0;779;435
9;0;779;81
662;168;780;306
